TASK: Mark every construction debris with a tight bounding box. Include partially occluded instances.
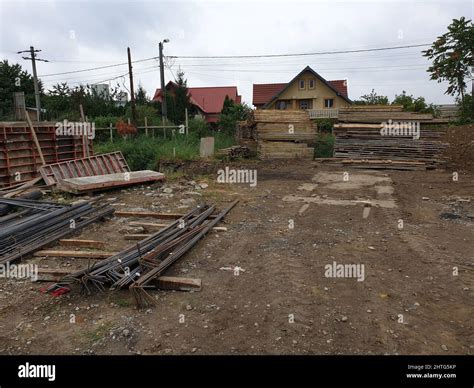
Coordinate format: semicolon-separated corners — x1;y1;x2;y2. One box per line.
56;170;165;194
46;200;238;307
217;145;251;159
39;151;130;186
0;198;114;265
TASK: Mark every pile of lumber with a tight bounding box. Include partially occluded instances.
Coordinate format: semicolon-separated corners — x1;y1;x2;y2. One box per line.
338;105;435;123
217;145;251;159
254;110;315;159
333;123;448;170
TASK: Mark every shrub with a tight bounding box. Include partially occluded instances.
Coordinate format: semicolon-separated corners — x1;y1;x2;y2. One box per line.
457;93;474;123
314;133;335;158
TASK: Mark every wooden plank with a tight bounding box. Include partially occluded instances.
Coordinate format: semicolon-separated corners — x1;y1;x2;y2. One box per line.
59;239;106;248
35;268;73;282
153;276;202;292
34;250;117;258
25;112;46;166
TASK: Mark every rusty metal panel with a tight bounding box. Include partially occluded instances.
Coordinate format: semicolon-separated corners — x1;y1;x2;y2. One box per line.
39;151;130;186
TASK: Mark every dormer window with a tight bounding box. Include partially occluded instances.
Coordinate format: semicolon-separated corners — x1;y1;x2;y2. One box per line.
309;79;315;89
299;80;305;90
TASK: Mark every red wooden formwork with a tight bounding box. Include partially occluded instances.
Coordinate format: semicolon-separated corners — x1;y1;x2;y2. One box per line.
0;122;93;188
39;152;130;186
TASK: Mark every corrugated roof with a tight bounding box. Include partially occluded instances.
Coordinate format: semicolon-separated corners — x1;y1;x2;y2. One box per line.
153;83;241;114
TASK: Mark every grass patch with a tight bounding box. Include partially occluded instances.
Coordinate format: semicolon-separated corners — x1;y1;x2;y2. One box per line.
94;132;236;170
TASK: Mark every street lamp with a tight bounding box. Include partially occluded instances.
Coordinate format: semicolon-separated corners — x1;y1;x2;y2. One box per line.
159;39;170;125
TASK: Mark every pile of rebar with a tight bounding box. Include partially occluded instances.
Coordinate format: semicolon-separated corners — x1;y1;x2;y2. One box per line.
47;200;238;308
0;198;114;264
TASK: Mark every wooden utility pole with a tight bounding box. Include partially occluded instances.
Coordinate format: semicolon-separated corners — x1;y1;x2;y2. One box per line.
18;46;48;121
127;47;137;123
159;40;169;125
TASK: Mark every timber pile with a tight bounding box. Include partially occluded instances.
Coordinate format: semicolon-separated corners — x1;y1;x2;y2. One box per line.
217;145;251;159
333;123;448;170
338;105;434;123
254;110;316;159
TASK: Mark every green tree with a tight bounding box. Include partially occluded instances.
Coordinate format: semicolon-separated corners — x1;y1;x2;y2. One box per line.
422;17;474;102
173;70;191;125
0;60;40;118
135;84;149;105
352;89;389;105
392;91;439;115
218;102;252;132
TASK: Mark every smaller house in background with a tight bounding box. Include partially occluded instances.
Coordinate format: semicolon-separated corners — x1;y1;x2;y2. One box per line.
253;66;351;114
153;82;241;123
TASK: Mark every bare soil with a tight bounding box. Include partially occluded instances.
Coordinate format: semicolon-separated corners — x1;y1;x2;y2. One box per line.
0;161;472;355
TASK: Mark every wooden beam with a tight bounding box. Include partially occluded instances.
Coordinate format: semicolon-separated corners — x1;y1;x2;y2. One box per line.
153;276;202;292
34;250;116;259
59;239;106;249
25;111;46;166
36;268;72;282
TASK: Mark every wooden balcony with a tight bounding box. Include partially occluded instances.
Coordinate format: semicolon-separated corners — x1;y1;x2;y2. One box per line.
308;109;339;119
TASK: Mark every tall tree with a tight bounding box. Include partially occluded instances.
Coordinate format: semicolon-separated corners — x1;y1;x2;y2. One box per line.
135;84;149;105
173;70;191;125
352;89;389;105
0;60;40;118
422;17;474;102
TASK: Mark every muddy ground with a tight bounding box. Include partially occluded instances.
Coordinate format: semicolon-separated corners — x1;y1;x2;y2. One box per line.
0;161;472;355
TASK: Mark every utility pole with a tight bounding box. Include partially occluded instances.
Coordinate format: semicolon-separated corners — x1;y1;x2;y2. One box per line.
159;39;169;125
18;46;48;121
127;47;137;123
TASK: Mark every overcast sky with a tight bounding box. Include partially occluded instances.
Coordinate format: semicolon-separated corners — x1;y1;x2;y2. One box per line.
0;0;471;106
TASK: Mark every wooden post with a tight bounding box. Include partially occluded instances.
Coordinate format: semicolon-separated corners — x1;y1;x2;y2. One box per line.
109;123;113;142
127;118;131;125
145;116;148;137
79;104;89;157
25;111;46;166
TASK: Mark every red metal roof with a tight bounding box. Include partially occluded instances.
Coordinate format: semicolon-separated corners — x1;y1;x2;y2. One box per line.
327;80;348;99
252;83;287;106
253;78;349;106
153;83;241;115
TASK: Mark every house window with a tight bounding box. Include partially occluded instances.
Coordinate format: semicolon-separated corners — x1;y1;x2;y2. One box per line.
309;79;315;89
299;99;312;110
299;80;305;90
324;99;334;108
276;100;287;110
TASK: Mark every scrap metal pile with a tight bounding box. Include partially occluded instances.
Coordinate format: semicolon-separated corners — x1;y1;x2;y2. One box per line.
47;200;238;308
0;198;114;265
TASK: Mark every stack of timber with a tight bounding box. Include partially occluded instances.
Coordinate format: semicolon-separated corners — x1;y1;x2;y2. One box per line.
217;145;251;159
333;123;448;170
254;110;316;159
338;105;435;123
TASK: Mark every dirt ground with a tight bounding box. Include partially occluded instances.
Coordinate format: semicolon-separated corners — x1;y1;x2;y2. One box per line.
0;161;472;355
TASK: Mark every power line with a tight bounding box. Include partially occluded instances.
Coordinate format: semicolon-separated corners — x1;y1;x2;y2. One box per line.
169;43;430;59
39;56;159;77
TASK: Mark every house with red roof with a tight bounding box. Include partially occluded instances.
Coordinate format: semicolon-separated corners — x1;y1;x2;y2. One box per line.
253;66;351;111
153;82;242;123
